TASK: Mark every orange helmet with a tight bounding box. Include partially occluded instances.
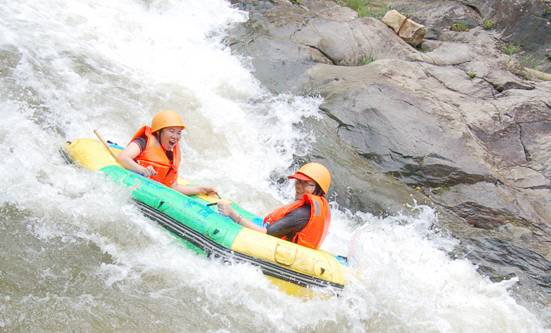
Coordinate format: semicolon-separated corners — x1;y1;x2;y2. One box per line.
288;162;331;194
151;110;186;133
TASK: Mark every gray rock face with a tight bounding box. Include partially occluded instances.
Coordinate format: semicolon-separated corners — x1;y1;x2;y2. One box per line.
229;0;551;310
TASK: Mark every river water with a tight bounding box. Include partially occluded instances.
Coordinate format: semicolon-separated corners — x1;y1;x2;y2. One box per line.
0;0;549;332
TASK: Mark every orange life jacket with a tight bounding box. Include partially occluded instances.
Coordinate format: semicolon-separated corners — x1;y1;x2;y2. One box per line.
263;194;331;250
129;126;180;187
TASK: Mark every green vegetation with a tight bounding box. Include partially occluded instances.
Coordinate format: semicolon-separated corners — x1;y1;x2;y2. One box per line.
519;54;540;69
482;19;495;30
338;0;390;19
502;43;521;56
289;0;302;4
543;8;551;19
450;21;470;32
360;54;375;65
467;71;477;80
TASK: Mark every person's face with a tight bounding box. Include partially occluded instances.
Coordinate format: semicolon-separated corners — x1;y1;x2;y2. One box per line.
294;179;317;200
159;126;183;151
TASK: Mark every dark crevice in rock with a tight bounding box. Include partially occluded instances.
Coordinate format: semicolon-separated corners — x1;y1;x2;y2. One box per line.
481;78;501;96
517;123;532;162
524;184;551;190
358;152;387;164
482;78;535;93
383;150;496;188
319;106;354;131
388;149;424;164
443;201;531;229
424;70;466;95
459;1;483;19
386;163;495;188
305;44;337;65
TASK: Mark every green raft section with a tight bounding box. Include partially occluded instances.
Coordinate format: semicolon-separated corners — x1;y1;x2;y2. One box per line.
65;138;346;296
102;164;245;250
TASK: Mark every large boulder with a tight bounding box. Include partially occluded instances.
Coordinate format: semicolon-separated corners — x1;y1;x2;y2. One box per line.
302;58;551;228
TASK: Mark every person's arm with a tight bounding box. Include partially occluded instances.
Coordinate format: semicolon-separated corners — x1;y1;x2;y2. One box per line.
217;201;310;237
171;183;217;196
264;206;309;238
118;141;156;177
217;200;267;233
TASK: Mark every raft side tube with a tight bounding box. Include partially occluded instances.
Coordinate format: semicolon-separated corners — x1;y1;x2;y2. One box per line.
135;201;344;292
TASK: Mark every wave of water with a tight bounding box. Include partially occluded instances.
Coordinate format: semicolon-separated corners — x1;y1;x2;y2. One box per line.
0;0;548;331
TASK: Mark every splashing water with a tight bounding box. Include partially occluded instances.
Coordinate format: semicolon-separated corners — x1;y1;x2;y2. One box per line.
0;0;548;332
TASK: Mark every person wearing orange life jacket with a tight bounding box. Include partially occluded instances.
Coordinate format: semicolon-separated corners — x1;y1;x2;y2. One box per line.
118;110;217;196
217;163;331;250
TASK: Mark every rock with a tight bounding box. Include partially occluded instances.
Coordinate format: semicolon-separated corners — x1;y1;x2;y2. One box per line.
303;117;428;215
398;17;426;47
382;9;407;33
382;9;426;47
503;166;550;189
390;0;481;40
391;0;551;73
525;68;551;81
228;0;423;93
303;60;496;187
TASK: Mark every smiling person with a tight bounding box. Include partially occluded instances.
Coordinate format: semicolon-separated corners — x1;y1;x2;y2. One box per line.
217;163;331;250
118;109;217;196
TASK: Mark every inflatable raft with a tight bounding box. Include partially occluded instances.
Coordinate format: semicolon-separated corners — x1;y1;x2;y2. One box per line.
63;138;346;296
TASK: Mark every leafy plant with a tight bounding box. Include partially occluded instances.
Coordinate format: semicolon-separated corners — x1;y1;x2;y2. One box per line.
289;0;302;4
360;54;375;65
467;71;477;80
519;54;540;69
450;21;469;32
338;0;390;19
482;19;494;30
502;43;521;56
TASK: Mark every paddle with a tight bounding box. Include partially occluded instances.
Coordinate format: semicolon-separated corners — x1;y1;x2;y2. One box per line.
93;129;121;164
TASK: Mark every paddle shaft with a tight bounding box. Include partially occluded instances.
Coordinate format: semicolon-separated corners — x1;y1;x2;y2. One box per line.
93;129;120;163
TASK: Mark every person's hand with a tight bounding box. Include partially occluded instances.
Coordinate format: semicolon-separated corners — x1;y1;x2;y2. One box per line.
198;186;217;196
217;199;235;218
141;166;157;177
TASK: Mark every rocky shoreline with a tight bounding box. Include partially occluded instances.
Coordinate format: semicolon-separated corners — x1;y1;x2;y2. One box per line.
228;0;551;314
